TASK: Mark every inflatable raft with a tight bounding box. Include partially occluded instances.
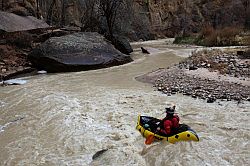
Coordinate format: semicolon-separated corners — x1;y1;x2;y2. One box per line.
136;115;199;144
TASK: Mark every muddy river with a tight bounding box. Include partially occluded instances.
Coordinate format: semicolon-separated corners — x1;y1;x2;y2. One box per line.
0;39;249;166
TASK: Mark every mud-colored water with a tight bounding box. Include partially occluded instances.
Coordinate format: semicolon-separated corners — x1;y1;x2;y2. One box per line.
0;40;249;166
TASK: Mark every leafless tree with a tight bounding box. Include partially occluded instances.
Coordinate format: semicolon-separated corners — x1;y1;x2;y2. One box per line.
242;0;250;7
99;0;124;37
2;0;4;10
242;0;250;28
47;0;57;25
80;0;99;31
79;0;126;36
36;0;39;18
183;0;187;36
61;0;66;26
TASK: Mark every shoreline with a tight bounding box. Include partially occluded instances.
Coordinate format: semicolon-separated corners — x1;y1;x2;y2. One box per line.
136;48;250;103
136;67;250;103
136;66;250;103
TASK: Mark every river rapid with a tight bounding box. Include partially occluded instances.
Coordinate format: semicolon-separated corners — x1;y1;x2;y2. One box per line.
0;39;249;166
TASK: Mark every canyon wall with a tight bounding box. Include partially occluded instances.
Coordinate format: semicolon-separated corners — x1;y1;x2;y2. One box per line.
147;0;250;37
1;0;249;38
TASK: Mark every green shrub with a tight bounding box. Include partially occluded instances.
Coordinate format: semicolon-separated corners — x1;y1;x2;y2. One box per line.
173;36;198;45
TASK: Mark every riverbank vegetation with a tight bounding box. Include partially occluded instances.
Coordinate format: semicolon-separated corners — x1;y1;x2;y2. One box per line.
174;25;250;47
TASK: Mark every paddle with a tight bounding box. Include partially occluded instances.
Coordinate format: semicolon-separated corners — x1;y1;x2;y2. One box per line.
144;126;162;145
145;134;155;145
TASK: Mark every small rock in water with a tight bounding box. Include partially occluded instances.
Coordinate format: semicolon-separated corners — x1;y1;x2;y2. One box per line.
92;149;108;160
247;97;250;101
3;79;27;85
189;66;198;70
141;47;150;54
37;70;47;74
207;97;216;103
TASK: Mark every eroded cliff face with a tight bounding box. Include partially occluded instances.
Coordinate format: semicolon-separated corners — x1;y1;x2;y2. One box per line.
1;0;249;38
1;0;37;16
0;0;81;26
147;0;250;37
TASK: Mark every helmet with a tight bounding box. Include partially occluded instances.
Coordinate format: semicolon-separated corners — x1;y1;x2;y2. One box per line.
165;106;175;115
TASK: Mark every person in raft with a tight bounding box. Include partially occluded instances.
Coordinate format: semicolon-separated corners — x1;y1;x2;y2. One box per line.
157;105;179;135
145;104;180;144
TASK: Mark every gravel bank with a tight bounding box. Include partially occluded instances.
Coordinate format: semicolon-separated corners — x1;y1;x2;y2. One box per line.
136;49;250;103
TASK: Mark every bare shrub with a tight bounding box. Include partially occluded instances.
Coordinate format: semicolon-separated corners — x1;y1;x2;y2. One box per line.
203;31;218;46
200;26;242;46
242;36;250;46
200;24;215;38
216;26;242;46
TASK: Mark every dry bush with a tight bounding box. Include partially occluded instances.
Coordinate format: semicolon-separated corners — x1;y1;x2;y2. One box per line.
211;62;228;74
200;24;215;38
191;49;230;74
242;36;250;46
200;26;242;46
216;27;242;46
204;32;218;46
219;27;241;38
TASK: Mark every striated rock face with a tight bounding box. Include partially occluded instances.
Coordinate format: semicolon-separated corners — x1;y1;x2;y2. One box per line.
1;0;249;38
28;32;133;72
147;0;250;37
0;0;81;25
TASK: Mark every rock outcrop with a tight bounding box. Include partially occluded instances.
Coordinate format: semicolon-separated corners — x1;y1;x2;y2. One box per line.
28;32;133;72
1;0;37;17
1;0;249;38
110;35;133;55
0;11;49;32
147;0;250;37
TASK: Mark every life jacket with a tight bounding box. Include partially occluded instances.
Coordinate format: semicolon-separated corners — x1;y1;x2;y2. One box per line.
160;115;179;130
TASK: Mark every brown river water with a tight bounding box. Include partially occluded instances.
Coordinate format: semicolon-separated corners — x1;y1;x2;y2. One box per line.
0;39;249;166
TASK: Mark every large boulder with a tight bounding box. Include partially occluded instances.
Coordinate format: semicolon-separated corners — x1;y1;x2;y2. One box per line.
0;11;49;32
111;35;133;55
28;32;133;72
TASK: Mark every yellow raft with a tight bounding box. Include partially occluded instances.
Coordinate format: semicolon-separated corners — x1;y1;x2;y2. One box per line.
136;115;199;144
